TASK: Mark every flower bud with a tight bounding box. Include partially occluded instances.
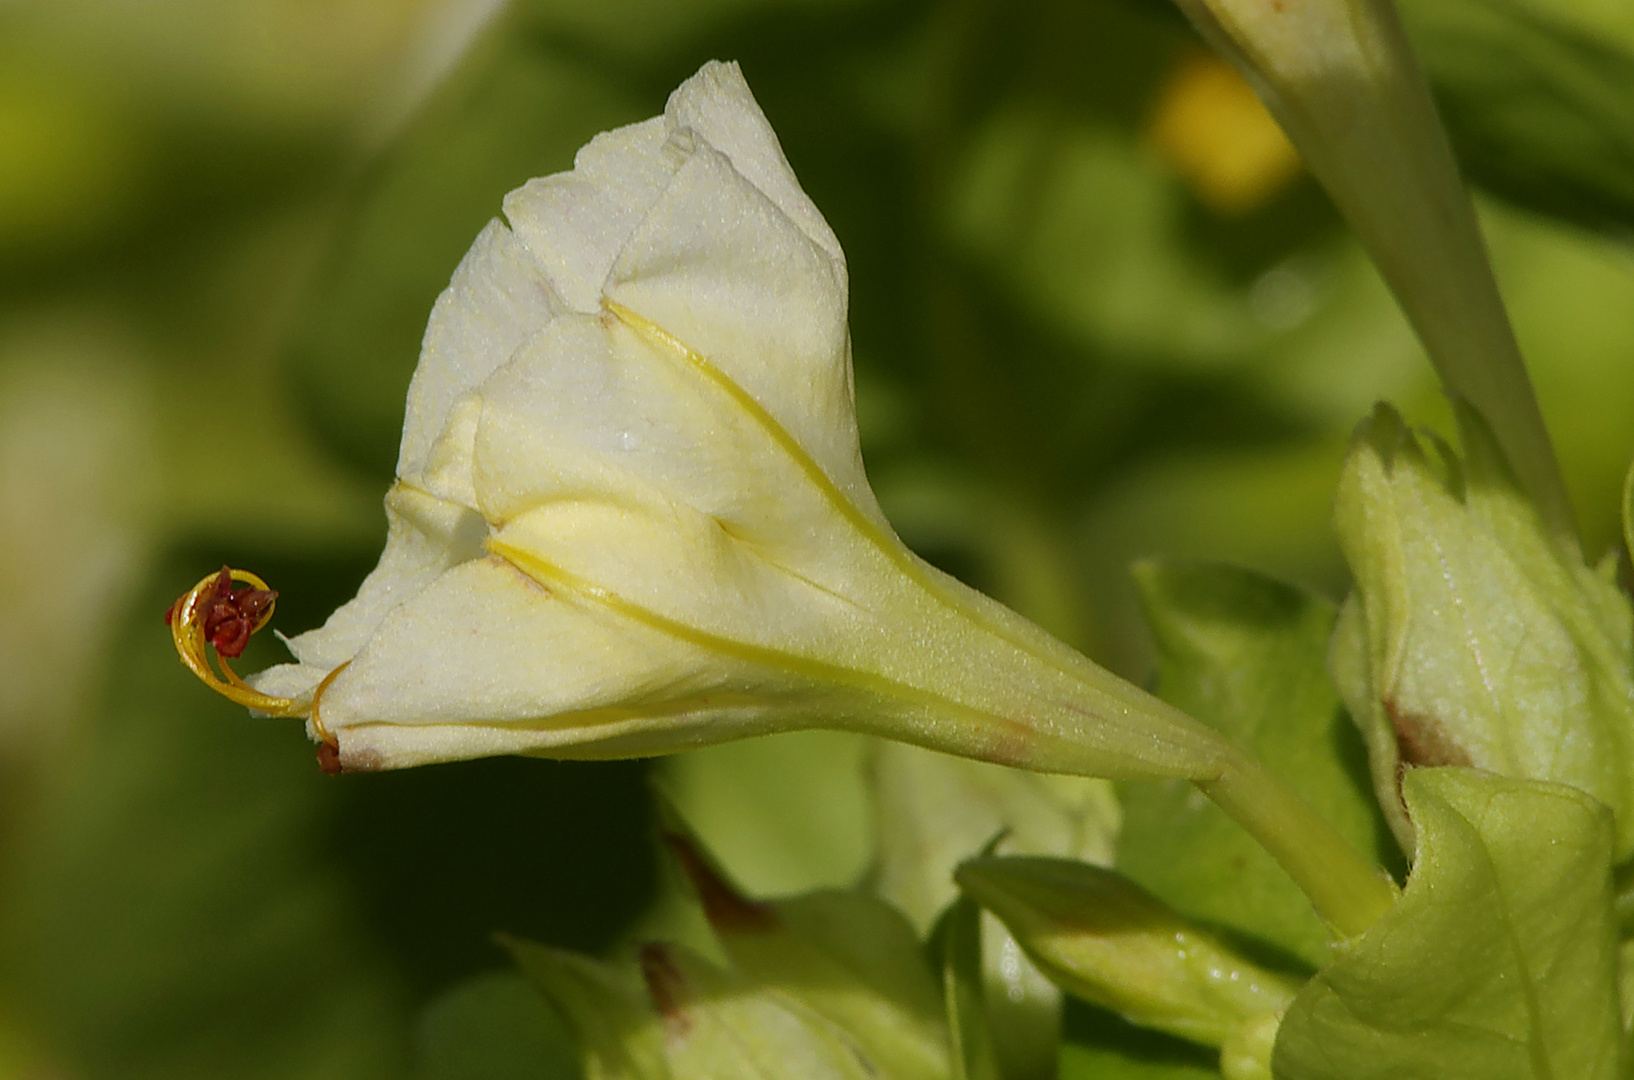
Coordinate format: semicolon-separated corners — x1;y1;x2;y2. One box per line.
636;942;877;1080
955;856;1297;1062
1331;401;1634;855
662;828;950;1080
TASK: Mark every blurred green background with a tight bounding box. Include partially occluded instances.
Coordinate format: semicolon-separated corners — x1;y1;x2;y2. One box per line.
2;0;1632;1076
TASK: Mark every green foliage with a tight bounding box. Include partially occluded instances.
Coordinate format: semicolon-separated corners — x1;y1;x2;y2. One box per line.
6;0;1634;1075
1273;767;1623;1080
413;972;580;1080
1117;560;1388;968
0;565;408;1080
1402;0;1634;234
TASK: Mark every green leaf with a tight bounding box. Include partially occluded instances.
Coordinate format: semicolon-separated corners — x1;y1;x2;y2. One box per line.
1401;0;1634;234
1273;767;1622;1080
413;971;581;1080
1117;560;1388;968
957;856;1294;1055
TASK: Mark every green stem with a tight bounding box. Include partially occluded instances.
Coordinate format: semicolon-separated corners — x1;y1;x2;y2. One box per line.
1173;0;1579;553
1197;748;1397;940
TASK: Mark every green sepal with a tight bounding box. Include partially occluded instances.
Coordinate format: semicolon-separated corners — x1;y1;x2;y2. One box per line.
933;897;1002;1080
1273;767;1623;1080
957;856;1295;1067
1332;400;1634;857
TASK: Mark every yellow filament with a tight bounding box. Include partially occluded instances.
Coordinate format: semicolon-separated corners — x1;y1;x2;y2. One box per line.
307;661;349;745
168;568;305;719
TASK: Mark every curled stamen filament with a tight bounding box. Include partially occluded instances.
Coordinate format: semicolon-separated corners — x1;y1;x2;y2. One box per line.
167;568;309;721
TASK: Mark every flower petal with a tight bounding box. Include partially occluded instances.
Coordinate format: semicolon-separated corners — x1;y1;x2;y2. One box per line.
250;484;486;701
399;219;565;488
500;115;682;315
663;60;845;272
313;555;845;771
604;143;867;518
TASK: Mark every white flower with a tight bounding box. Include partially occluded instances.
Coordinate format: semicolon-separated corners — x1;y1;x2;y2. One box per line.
175;61;1224;780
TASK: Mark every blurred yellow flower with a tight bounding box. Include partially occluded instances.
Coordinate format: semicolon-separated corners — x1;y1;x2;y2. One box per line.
173;61;1224;782
1147;50;1301;215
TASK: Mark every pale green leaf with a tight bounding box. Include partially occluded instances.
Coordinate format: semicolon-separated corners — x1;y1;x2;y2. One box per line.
1273;767;1622;1080
958;856;1294;1054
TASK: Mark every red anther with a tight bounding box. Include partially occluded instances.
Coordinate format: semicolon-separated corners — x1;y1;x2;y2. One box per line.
316;741;343;775
196;565;279;659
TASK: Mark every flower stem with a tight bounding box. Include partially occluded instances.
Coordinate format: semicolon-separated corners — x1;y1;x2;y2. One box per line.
1174;0;1579;553
1196;747;1397;940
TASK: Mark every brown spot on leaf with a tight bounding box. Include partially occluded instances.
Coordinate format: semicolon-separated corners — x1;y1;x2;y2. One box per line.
662;831;777;932
1385;698;1472;768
